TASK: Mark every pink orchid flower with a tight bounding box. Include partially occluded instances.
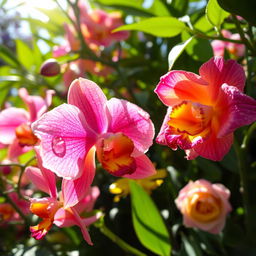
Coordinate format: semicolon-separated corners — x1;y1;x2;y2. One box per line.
0;88;54;159
81;9;130;47
155;56;256;161
32;78;156;207
25;149;100;244
211;30;245;58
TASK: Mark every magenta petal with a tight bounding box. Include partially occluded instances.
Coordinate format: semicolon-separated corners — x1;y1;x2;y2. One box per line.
70;207;93;245
74;186;100;213
155;107;172;146
19;88;54;122
62;147;96;208
194;133;233;161
25;148;57;198
32;104;97;180
123;154;156;179
54;208;76;227
68;78;108;134
154;70;209;107
199;57;246;95
0;107;29;144
217;84;256;137
7;139;32;160
107;98;154;155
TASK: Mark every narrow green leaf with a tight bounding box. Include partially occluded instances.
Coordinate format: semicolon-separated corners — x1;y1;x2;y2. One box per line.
16;39;34;70
0;45;20;67
168;37;193;70
95;0;170;17
130;181;171;256
206;0;229;29
115;17;186;37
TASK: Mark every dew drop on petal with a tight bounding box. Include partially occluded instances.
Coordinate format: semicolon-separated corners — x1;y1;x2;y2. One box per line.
51;136;66;158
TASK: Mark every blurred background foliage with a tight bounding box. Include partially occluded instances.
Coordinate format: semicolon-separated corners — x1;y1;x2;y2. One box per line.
0;0;256;255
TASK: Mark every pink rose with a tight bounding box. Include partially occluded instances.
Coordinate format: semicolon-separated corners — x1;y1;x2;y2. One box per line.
175;179;232;234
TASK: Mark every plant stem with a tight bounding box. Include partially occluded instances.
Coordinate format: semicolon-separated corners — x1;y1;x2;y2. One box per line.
231;14;256;55
96;222;146;256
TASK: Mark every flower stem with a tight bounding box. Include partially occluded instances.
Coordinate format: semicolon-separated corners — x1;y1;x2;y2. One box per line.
96;222;146;256
234;125;256;243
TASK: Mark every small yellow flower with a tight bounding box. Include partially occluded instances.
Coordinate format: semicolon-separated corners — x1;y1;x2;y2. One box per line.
109;169;167;202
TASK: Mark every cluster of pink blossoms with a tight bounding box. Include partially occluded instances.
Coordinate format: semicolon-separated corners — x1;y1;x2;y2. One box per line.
1;55;255;240
53;1;129;90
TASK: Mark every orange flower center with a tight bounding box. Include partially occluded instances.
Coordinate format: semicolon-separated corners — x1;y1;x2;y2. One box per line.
0;204;15;221
96;133;136;176
15;123;38;146
186;192;221;222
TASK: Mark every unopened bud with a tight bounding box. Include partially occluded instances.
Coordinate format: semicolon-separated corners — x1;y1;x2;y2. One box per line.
40;59;60;77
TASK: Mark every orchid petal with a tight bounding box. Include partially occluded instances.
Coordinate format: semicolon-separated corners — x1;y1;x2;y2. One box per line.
0;107;29;144
62;147;96;208
68;78;108;134
7;139;32;160
107;98;154;155
70;207;93;245
32;103;97;180
123;154;156;179
193;133;233;161
217;84;256;137
199;57;246;98
19;88;55;122
155;71;210;107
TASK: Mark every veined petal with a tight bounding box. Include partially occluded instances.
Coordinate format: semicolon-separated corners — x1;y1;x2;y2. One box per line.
68;78;108;134
107;98;154;155
62;147;96;208
25;148;57;198
217;84;256;137
123;154;156;179
193;133;233;161
0;107;29;144
199;57;246;100
154;71;210;107
32;104;97;180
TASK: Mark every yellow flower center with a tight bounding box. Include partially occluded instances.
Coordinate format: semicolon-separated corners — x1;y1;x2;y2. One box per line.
186;192;221;222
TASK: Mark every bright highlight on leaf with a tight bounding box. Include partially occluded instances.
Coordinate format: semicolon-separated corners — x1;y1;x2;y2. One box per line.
130;180;171;256
168;37;193;70
206;0;229;29
114;17;187;37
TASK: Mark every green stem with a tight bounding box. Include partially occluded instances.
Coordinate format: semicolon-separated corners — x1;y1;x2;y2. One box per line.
241;122;256;149
233;134;255;242
231;14;256;55
97;223;146;256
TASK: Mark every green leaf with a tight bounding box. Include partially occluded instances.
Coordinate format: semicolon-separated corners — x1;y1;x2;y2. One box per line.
95;0;170;17
16;39;34;70
168;37;193;70
0;44;20;67
115;17;186;38
206;0;229;29
182;31;213;61
130;181;171;256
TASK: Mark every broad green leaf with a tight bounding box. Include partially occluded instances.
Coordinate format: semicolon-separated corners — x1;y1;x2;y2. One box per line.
194;16;213;33
130;181;171;256
217;0;256;25
206;0;229;29
168;37;193;70
16;39;34;70
182;31;213;61
115;17;186;37
95;0;170;17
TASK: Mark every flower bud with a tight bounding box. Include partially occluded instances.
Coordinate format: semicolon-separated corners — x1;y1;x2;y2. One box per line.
40;59;60;77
